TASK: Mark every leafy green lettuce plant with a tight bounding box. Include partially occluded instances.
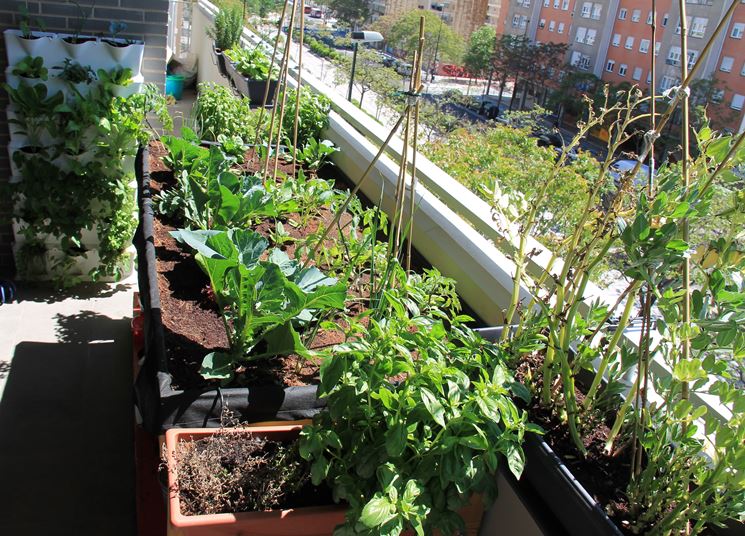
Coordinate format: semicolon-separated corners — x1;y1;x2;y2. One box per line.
170;228;347;382
225;46;276;80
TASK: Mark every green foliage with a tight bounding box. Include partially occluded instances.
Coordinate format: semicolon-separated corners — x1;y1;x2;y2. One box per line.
224;46;275;80
53;58;96;84
209;6;243;51
192;82;262;141
12;55;47;80
305;36;343;62
292;138;338;175
373;10;465;67
300;269;536;535
7;68;168;282
171;228;347;382
463;26;496;78
323;0;369;26
424;124;599;241
282;88;331;147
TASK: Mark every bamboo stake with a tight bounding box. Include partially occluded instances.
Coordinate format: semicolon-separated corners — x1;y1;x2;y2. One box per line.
406;21;425;272
291;0;305;172
252;0;289;149
267;0;298;182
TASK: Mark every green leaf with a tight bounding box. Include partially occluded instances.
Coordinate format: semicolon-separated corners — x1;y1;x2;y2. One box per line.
420;387;446;427
385;423;407;458
199;351;235;382
360;495;396;528
310;456;329;485
665;239;689;251
506;444;525;479
673;358;707;383
320;356;345;395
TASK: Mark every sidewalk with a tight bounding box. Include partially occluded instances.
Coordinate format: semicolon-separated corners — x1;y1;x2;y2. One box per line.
0;275;137;535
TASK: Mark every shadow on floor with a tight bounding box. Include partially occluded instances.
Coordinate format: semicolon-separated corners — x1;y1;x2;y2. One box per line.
12;281;131;304
0;312;135;535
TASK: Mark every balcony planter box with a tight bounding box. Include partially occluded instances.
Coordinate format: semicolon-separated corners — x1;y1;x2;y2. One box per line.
479;326;622;536
3;29;63;66
164;423;348;536
133;146;325;434
213;44;230;79
102;38;145;75
224;57;277;106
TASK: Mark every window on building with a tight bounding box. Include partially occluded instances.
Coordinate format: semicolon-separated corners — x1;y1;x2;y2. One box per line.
592;3;602;19
741;61;745;75
712;89;724;103
660;76;678;90
732;22;745;38
632;9;641;21
558;22;565;32
633;66;643;80
571;50;582;65
691;17;708;37
549;20;556;31
647;72;652;83
687;50;698;70
655;41;661;55
562;0;570;9
554;0;560;6
576;26;587;42
662;13;669;26
639;39;650;52
676;16;692;34
612;33;621;46
581;2;592;17
667;46;681;65
619;64;628;76
539;18;546;28
578;55;591;70
606;59;615;72
619;8;627;19
721;56;734;72
512;15;520;27
520;15;528;28
544;0;550;7
647;10;653;24
586;28;597;44
625;36;634;49
732;94;745;110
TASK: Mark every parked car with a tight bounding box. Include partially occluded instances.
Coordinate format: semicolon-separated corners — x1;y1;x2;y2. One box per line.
609;159;651;188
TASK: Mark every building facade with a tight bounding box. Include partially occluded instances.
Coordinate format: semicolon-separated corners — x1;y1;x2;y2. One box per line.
369;0;492;38
499;0;745;132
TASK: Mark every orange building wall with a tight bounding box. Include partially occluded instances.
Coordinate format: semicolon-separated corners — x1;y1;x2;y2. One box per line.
711;2;745;132
534;0;575;44
602;0;673;88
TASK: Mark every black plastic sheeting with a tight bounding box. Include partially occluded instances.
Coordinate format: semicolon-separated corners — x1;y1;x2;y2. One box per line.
132;145;325;435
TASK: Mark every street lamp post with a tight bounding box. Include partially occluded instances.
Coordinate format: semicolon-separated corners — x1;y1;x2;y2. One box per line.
347;30;384;102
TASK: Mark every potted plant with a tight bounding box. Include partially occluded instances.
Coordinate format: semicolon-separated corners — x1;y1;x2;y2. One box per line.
164;422;347;535
224;46;278;105
101;21;145;73
208;6;243;79
298;266;538;536
494;84;745;533
2;7;58;65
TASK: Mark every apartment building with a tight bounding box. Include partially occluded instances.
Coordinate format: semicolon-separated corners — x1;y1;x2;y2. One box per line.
500;0;745;132
369;0;492;38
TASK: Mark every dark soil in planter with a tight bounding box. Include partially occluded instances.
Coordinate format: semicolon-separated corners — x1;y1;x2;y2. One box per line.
148;142;373;392
63;36;96;44
516;352;634;533
170;432;331;516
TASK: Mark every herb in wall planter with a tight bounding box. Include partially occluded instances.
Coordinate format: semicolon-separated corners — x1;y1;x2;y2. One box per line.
12;55;48;80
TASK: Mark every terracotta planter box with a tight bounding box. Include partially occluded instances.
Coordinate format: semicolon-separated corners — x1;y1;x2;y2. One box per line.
164;423;347;536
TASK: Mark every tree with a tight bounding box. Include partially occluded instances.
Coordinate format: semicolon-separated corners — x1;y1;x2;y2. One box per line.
319;0;369;27
463;26;496;80
334;48;402;110
373;10;465;69
491;35;529;112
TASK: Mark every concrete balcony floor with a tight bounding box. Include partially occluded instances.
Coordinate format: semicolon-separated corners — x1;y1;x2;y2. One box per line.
0;275;137;535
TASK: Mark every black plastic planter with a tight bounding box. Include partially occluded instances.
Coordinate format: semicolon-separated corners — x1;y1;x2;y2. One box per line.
132;146;325;435
224;58;277;106
213;45;229;79
478;327;622;536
